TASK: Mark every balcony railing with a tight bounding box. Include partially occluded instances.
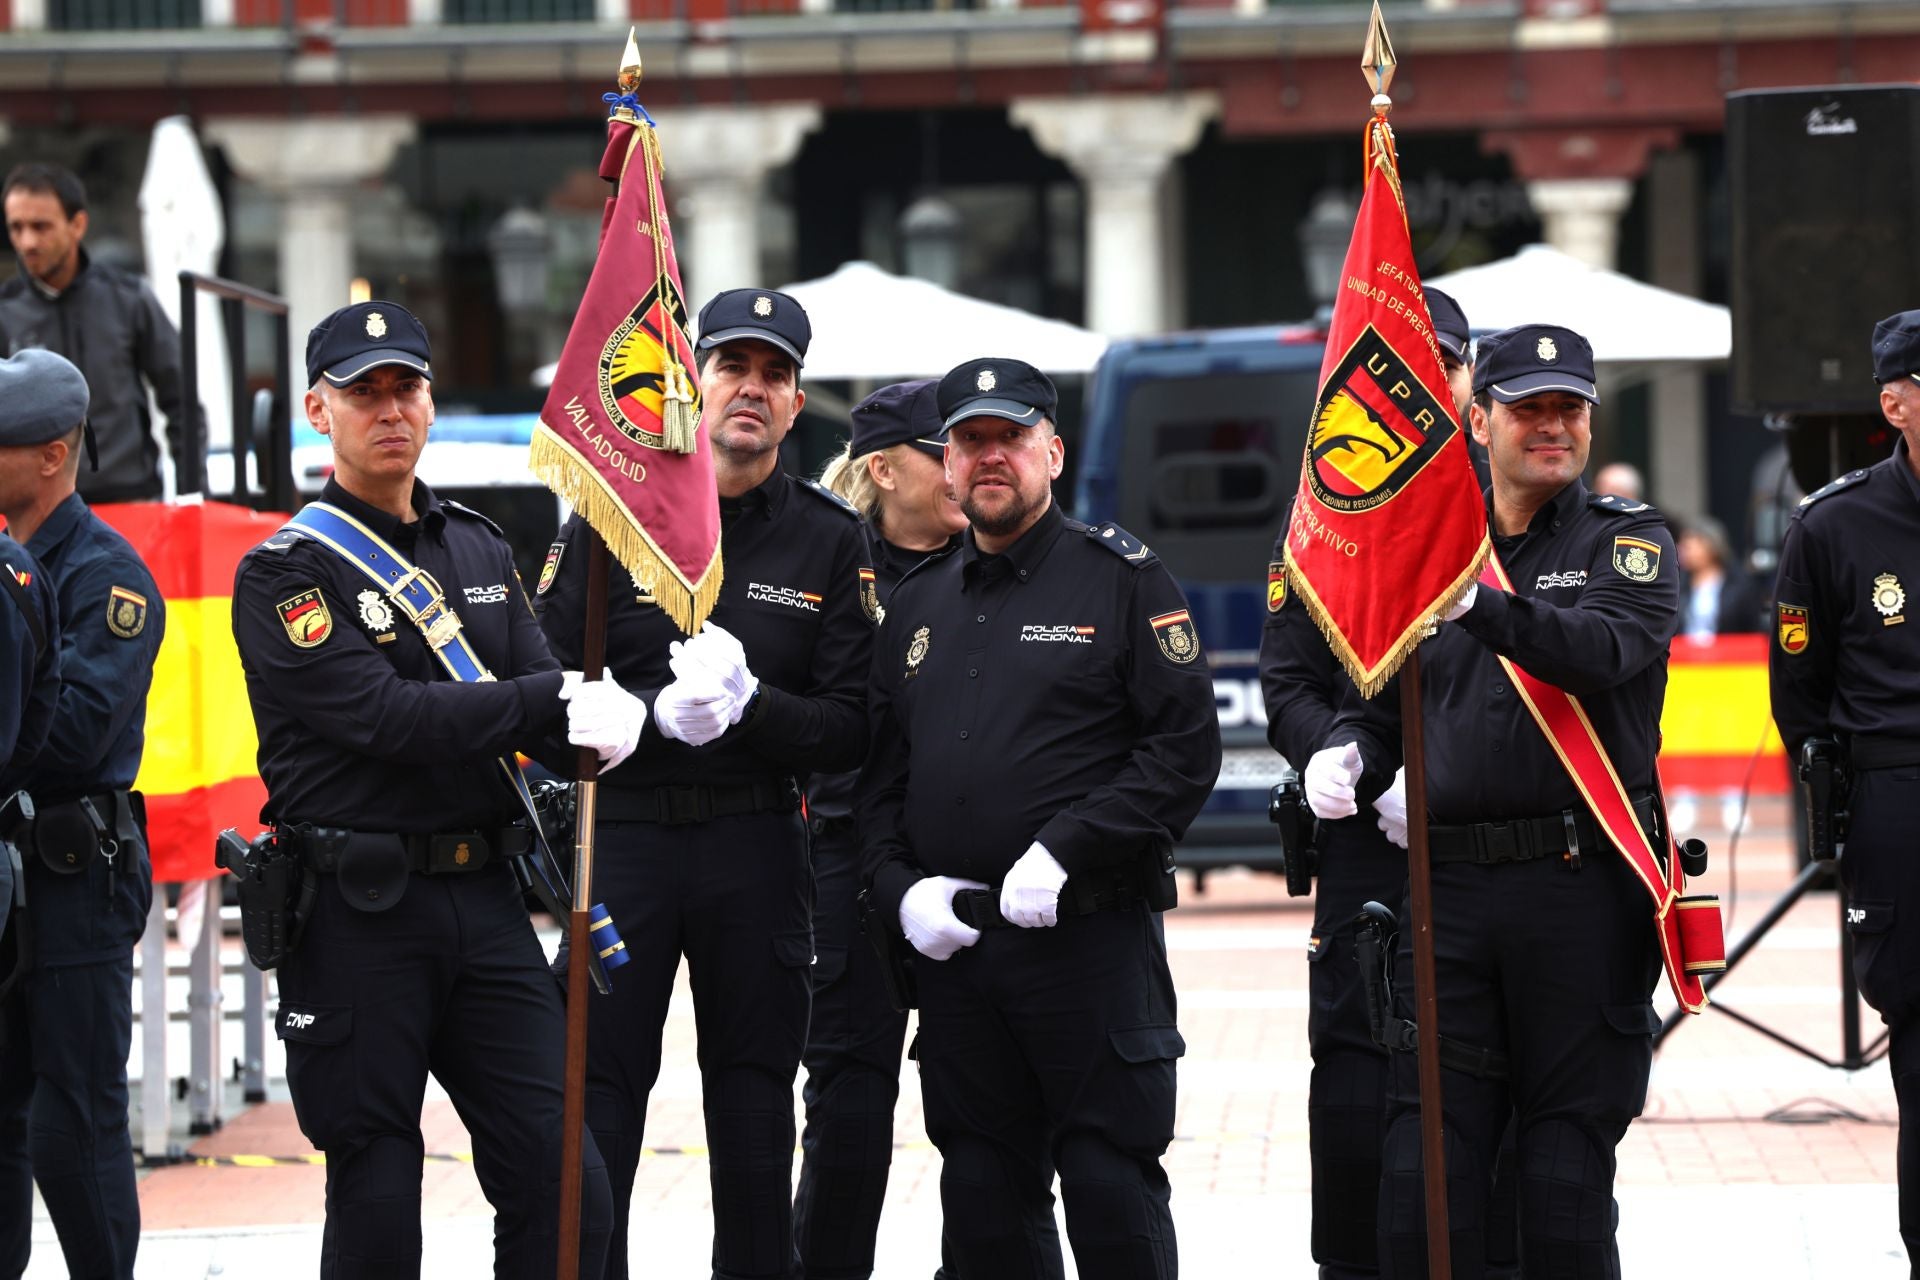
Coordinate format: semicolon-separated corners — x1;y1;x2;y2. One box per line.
51;0;202;28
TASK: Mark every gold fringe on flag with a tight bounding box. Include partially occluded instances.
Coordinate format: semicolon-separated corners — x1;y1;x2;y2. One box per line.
1284;537;1489;701
530;424;723;636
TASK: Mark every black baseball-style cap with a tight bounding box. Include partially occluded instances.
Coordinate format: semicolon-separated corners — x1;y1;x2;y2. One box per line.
306;301;433;388
851;379;946;460
696;288;811;368
1426;288;1471;364
1871;309;1920;384
936;357;1058;430
1471;323;1599;405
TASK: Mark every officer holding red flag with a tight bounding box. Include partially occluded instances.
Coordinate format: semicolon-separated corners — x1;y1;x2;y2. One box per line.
536;287;875;1280
0;348;162;1280
1319;324;1680;1277
1770;309;1920;1275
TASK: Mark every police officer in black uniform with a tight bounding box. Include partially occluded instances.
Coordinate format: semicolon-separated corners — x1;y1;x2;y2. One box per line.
1316;326;1677;1278
231;302;626;1279
0;529;57;778
1770;308;1920;1275
1426;288;1490;495
861;357;1221;1280
0;349;160;1280
536;288;874;1280
797;379;965;1280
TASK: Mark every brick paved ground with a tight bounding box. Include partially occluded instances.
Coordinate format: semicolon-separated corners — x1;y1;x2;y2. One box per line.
24;807;1910;1276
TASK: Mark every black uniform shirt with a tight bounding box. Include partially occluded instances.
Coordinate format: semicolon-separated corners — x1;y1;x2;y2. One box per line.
807;529;959;822
1338;480;1679;821
0;493;162;802
535;459;874;789
1770;437;1920;753
0;533;59;775
860;502;1223;922
232;477;565;832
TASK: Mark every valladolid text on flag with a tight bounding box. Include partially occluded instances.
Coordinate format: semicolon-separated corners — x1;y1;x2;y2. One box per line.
529;45;721;636
1282;82;1488;698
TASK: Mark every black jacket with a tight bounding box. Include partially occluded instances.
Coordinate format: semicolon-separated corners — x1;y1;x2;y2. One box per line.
0;250;191;502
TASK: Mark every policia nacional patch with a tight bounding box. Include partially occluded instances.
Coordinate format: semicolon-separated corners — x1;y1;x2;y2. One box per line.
106;585;148;639
278;588;334;648
1267;561;1287;613
1611;536;1661;583
859;567;883;624
1778;602;1810;655
1151;609;1200;664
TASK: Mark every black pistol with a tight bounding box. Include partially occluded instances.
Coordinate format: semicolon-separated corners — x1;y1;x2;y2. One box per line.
856;888;918;1013
1798;737;1849;862
1268;767;1319;898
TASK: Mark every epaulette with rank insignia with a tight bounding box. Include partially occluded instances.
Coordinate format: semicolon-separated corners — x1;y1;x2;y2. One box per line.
1797;468;1870;508
1085;520;1158;568
1587;492;1658;518
444;499;506;538
798;478;861;520
255;528;308;555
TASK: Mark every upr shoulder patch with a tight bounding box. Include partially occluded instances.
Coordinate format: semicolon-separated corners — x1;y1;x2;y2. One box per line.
537;540;566;595
1267;561;1288;613
1087;521;1157;567
1799;468;1870;508
1588;492;1656;517
106;586;147;639
798;478;860;519
277;588;334;649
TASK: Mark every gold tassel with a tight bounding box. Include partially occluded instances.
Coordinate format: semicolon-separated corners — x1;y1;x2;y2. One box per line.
529;429;724;637
661;361;698;455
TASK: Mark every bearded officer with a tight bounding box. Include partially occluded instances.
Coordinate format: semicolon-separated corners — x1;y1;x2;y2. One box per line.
861;357;1221;1280
0;349;161;1280
1316;325;1678;1277
536;287;874;1280
1771;308;1920;1275
231;301;631;1278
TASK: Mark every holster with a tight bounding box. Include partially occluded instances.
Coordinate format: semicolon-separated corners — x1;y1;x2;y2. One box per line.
856;888;917;1012
216;828;319;971
1353;901;1509;1081
0;812;29;1005
1798;737;1850;862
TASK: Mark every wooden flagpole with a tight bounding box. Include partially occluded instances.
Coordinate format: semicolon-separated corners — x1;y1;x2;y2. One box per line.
1399;648;1451;1278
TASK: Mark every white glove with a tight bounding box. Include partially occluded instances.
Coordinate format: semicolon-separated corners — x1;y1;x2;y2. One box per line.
670;622;760;724
1000;841;1069;929
561;676;648;773
1443;583;1479;622
1305;742;1363;820
1374;767;1409;849
560;670;583;699
899;875;990;961
652;672;735;746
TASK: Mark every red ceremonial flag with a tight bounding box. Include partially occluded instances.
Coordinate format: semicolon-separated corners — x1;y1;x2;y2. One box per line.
530;100;721;634
1283;114;1488;697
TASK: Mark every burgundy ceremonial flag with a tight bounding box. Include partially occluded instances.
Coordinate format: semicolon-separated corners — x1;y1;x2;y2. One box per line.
530;103;721;634
1283;109;1488;697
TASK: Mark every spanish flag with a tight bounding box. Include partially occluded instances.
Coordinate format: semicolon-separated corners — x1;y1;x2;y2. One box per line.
1283;101;1488;697
528;74;721;636
97;500;288;882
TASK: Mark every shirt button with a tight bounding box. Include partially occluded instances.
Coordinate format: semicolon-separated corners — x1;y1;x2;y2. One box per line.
1018;569;1028;579
1493;683;1506;695
1491;743;1503;753
969;668;979;678
1552;520;1562;530
959;730;969;740
976;614;986;623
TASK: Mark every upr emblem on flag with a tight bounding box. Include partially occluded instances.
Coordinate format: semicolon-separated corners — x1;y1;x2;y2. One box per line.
1778;602;1810;655
1307;325;1458;514
598;277;698;452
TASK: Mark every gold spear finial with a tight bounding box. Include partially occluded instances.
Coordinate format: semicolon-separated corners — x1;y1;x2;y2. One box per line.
1361;0;1396;118
618;26;643;94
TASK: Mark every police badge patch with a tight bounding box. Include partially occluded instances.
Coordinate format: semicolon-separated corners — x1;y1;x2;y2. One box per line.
357;589;397;643
1267;561;1288;614
859;567;883;625
106;585;147;639
1777;602;1810;655
277;589;334;648
905;625;930;679
1611;536;1661;583
1150;609;1200;664
537;540;566;595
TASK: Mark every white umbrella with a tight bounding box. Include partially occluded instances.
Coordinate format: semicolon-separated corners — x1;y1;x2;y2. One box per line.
1425;244;1730;364
139;116;231;472
778;261;1109;381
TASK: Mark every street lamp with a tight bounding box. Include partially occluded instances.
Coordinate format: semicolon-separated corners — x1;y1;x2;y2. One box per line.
1297;187;1357;309
487;205;550;313
899;192;964;291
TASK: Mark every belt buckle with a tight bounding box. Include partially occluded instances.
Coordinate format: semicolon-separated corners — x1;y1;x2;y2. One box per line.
1478;822;1521;864
428;832;488;873
659;786;711;826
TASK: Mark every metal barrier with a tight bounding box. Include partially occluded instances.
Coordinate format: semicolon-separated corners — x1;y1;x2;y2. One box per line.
177;270;295;512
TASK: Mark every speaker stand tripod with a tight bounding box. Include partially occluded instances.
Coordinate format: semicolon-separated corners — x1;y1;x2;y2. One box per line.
1656;858;1888;1071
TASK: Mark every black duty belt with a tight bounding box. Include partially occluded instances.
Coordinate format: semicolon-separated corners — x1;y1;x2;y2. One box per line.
1850;735;1920;771
597;777;801;826
282;825;531;876
1428;795;1658;867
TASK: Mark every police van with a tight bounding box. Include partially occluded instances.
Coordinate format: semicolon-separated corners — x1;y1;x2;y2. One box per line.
1072;322;1329;880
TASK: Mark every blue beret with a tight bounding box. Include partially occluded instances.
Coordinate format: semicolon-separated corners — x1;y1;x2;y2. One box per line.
0;350;90;446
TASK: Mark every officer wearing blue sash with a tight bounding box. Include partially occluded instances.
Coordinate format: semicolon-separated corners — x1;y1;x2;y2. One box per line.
231;302;645;1279
0;349;158;1280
